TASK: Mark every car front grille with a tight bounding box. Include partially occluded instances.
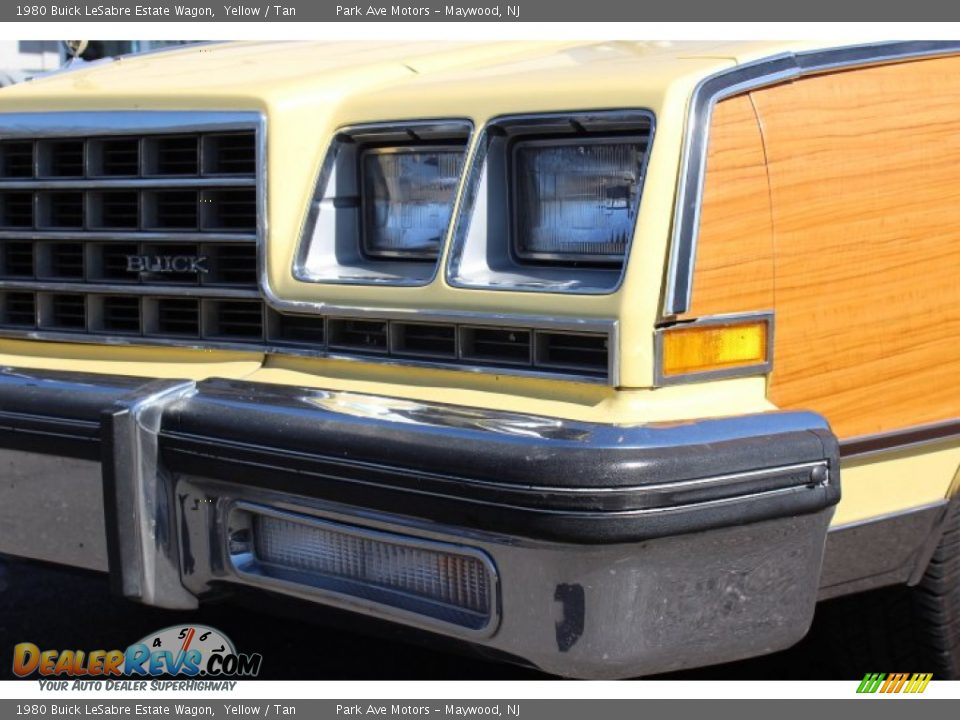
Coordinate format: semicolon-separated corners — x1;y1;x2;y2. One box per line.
0;114;612;382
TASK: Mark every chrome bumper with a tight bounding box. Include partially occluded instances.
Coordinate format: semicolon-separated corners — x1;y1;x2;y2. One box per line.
0;365;840;678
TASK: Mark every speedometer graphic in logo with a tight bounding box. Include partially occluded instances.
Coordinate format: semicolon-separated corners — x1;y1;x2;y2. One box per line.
127;624;260;677
137;625;235;659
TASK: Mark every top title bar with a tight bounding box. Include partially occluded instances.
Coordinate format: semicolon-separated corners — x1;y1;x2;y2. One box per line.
3;0;960;21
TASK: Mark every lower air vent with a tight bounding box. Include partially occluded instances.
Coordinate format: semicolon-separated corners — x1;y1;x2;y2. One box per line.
269;313;325;345
1;242;34;278
46;294;86;330
94;296;141;334
460;327;532;366
0;192;33;228
0;142;33;178
154;298;200;337
535;331;609;376
203;189;256;231
0;292;36;327
392;322;457;359
40;243;85;280
207;300;264;341
328;319;388;353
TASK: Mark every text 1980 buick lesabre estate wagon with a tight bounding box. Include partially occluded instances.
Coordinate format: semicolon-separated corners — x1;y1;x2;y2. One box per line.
0;39;958;678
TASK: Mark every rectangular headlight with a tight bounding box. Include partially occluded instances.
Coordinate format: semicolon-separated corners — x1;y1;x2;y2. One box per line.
361;146;464;259
513;138;646;262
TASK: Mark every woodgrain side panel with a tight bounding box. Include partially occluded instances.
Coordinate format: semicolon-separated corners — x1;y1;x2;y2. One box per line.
753;56;960;439
679;94;774;320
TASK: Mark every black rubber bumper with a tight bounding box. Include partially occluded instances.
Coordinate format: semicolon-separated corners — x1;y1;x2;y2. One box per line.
0;366;841;545
159;379;840;543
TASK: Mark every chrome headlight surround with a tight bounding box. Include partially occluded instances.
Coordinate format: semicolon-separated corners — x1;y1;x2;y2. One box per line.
445;110;654;294
293;120;472;287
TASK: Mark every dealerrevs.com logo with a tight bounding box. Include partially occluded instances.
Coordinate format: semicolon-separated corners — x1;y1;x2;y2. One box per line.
13;625;262;683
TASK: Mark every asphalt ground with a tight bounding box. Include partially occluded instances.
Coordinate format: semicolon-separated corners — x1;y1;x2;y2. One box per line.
0;556;886;681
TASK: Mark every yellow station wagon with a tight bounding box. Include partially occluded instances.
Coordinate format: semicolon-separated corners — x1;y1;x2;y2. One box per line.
0;39;958;678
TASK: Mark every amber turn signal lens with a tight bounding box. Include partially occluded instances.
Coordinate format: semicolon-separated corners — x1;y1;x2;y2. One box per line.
660;319;769;377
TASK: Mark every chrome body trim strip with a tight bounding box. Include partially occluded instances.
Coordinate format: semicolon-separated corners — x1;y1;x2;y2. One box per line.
840;418;960;459
663;41;960;317
652;311;774;386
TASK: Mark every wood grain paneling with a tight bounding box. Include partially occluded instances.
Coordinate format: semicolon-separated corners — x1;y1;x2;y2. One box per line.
751;56;960;439
679;94;774;320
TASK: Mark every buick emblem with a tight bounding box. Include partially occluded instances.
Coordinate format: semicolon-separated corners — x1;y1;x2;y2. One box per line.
125;255;209;275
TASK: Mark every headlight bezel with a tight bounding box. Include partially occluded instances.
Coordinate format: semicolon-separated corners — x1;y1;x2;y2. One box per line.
444;109;655;295
293;119;472;288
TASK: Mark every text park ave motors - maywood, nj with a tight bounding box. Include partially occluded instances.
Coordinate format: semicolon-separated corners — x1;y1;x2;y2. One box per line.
336;4;520;16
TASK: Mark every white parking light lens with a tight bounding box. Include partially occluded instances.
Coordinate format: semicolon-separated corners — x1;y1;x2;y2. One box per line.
251;513;492;627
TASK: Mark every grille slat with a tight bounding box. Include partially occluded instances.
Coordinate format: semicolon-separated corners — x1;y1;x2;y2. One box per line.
204;133;256;175
207;300;264;340
94;138;140;177
1;242;34;278
154;298;200;337
147;136;200;176
0;142;34;178
0;292;36;327
46;294;86;330
39;140;84;178
40;242;85;280
0;192;34;228
39;192;84;229
98;295;141;334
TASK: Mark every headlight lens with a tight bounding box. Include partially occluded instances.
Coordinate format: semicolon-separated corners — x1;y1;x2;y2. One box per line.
361;147;464;259
513;138;646;262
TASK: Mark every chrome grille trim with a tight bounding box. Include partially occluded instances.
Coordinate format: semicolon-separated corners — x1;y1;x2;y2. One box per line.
0;231;257;242
0;178;255;190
